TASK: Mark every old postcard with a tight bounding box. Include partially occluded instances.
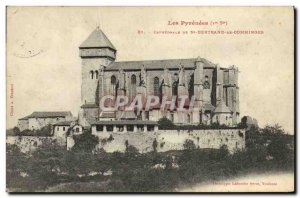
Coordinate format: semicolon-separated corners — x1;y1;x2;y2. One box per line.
6;6;294;192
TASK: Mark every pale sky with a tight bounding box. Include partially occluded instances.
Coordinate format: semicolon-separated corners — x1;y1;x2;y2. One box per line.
6;7;294;133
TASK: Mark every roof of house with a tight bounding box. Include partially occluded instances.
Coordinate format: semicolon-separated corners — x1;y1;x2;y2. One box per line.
202;103;216;111
81;103;98;108
53;121;73;126
91;120;158;125
100;112;116;118
19;111;72;120
105;57;216;71
214;101;232;113
119;111;136;119
79;28;116;50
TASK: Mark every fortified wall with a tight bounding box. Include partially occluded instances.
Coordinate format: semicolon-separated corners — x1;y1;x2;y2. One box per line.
88;129;245;153
7;129;245;154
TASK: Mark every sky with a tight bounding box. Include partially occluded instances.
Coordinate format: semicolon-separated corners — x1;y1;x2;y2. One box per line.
6;7;294;133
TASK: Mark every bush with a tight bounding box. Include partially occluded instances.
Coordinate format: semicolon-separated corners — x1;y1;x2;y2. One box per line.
158;117;175;129
36;125;53;136
72;131;99;152
183;139;196;150
267;139;290;161
125;140;139;155
20;129;35;136
13;127;21;135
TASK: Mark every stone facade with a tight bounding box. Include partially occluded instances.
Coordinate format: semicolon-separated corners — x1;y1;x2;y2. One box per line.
17;111;73;131
78;28;240;127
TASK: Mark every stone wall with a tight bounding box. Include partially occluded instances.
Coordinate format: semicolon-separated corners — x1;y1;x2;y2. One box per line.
8;128;245;154
6;136;61;153
85;128;245;153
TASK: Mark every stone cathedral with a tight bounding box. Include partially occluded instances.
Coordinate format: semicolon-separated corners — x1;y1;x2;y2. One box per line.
78;28;240;128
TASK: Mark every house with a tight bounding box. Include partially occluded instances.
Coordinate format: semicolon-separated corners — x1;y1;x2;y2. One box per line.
17;111;73;131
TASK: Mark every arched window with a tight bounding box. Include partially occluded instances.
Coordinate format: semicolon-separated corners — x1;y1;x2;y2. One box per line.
111;75;116;96
203;75;210;89
95;70;99;79
111;75;116;84
90;71;94;79
154;77;160;96
188;74;194;99
130;75;137;99
131;74;136;84
172;81;178;96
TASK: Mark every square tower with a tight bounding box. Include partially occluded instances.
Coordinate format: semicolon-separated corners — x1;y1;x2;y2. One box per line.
79;27;117;126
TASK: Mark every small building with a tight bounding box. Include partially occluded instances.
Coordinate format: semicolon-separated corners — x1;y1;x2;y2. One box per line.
69;124;84;135
91;120;159;134
53;121;75;145
17;111;73;131
212;101;233;126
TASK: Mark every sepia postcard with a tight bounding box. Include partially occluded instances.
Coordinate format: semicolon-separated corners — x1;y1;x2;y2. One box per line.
6;6;295;193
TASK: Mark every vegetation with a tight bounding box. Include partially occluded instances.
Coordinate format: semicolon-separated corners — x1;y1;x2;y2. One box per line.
183;139;196;150
7;125;53;137
158;117;245;130
157;117;175;129
7;124;294;192
72;131;99;152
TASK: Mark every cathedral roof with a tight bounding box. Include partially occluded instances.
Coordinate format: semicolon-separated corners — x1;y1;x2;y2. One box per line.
202;103;215;111
214;101;232;113
105;57;216;71
79;28;116;50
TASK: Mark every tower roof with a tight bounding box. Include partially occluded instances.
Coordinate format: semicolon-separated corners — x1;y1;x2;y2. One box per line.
214;101;232;113
79;28;116;50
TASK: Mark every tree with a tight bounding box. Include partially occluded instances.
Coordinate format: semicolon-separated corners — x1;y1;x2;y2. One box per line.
6;144;27;174
183;139;196;150
6;144;30;190
262;124;286;136
158;117;175;129
218;145;229;159
267;139;290;161
152;138;158;152
72;131;99;152
36;124;53;136
126;144;139;154
13;127;21;136
94;149;111;175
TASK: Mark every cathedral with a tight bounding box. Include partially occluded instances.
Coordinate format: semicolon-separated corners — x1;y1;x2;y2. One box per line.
78;28;240;128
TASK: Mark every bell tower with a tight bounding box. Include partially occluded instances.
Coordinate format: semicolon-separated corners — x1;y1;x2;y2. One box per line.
79;27;117;126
